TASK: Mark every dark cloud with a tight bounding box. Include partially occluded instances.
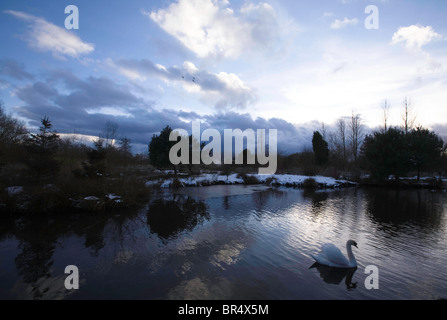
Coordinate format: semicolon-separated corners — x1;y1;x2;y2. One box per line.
10;69;207;153
430;123;447;139
15;81;58;106
201;112;319;154
11;68;320;155
56;77;143;110
0;59;34;80
13;70;152;143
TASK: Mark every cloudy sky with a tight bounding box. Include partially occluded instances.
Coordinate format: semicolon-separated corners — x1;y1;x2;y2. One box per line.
1;0;446;153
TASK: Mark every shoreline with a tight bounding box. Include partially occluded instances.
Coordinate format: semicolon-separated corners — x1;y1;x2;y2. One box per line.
146;172;358;189
146;172;447;191
3;172;446;215
358;176;447;191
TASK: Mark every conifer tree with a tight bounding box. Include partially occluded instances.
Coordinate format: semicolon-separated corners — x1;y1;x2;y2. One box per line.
312;131;329;166
24;117;60;183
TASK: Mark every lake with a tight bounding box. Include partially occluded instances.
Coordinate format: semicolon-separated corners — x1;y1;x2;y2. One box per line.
1;185;446;300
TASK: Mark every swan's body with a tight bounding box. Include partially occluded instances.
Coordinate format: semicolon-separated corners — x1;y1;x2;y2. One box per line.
311;240;358;268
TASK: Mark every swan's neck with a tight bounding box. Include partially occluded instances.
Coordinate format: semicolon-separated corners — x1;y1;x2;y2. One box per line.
346;243;356;265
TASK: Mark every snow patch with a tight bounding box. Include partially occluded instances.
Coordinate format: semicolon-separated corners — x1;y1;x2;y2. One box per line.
152;173;354;189
6;186;24;196
83;196;100;201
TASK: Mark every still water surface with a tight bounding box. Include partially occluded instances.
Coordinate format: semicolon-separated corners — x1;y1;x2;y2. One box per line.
1;185;446;299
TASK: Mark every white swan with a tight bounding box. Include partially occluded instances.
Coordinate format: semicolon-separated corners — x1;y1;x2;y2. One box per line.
311;240;358;268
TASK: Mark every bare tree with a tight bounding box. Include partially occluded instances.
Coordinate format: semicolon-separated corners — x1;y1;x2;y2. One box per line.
382;99;390;132
401;97;416;134
103;120;119;147
118;136;132;155
320;122;327;141
336;117;347;167
0;102;28;169
348;112;364;163
327;117;349;172
0;102;28;146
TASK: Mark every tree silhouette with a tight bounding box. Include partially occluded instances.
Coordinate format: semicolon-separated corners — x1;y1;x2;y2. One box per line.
361;127;410;181
361;126;444;181
312;131;329;166
0;102;28;171
82;138;107;178
407;126;444;181
146;197;208;241
24;117;60;183
148;125;176;173
118;136;132;155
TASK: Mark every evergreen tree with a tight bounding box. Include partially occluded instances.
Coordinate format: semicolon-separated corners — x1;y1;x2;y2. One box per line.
361;127;410;181
82;138;107;178
148;126;176;173
361;126;444;181
118;136;132;155
407;126;444;181
24;117;60;183
312;131;329;166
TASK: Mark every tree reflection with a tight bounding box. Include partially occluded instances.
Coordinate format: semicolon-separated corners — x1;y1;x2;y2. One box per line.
0;207;141;299
83;228;105;257
15;242;56;298
6;215;65;299
365;188;444;229
303;190;329;216
251;188;286;213
147;196;209;241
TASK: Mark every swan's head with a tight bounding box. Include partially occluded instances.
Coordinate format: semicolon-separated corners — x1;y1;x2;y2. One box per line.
347;240;358;248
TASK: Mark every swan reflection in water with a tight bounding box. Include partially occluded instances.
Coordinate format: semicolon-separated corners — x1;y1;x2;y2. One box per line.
309;240;359;290
309;263;358;290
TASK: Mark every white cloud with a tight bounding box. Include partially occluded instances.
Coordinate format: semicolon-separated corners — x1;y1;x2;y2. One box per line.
247;37;447;129
330;17;358;29
146;0;279;59
391;24;443;51
4;10;94;59
207;71;257;109
115;59;257;110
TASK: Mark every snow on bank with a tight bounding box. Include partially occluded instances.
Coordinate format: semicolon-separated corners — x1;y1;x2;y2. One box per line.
6;186;24;196
82;194;123;203
147;173;355;189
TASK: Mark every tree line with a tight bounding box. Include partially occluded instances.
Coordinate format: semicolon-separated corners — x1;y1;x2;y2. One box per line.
146;98;447;182
2;95;446;214
307;98;446;182
0;102;150;213
274;111;368;178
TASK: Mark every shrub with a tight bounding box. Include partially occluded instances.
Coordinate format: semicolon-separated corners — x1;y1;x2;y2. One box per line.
302;177;318;189
264;176;279;186
237;173;260;185
171;178;184;189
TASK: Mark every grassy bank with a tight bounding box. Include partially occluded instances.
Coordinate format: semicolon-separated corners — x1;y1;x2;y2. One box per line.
1;165;153;214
